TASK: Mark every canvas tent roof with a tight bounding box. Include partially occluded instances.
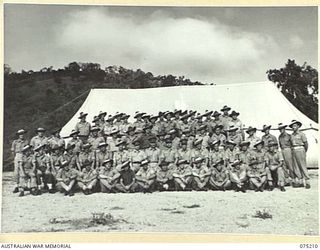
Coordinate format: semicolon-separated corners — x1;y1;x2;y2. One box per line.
60;81;318;167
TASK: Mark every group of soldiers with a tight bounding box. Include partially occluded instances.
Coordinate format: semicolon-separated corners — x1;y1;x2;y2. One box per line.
11;105;311;197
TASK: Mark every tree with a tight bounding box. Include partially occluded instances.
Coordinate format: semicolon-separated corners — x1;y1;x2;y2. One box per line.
267;59;318;122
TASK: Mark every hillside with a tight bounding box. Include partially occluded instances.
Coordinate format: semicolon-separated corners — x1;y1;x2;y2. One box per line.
3;63;203;170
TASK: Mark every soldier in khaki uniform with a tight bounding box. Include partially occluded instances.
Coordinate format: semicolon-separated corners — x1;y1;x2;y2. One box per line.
135;159;157;192
59;143;77;169
77;159;98;195
224;140;239;166
75;112;91;142
191;138;210;167
247;158;267;192
133;112;146;130
33;144;51;194
176;138;192;164
278;123;301;187
220;105;232;131
55;160;79;196
191;157;211;191
229;159;248;192
98;159;120;193
172;159;193;191
211;125;227;149
94;142;112;169
227;125;242;147
238;141;254;166
30;127;48;150
87;126;105;151
209;140;224;167
265;142;286;191
156;160;174;191
76;143;95;170
67;130;83;155
129;138;147;173
289;120;310;189
145;137;161;170
119;114;131;134
261;125;278;150
17;145;37;196
211;111;224;132
11;129;29;193
228;111;244;139
48;128;65;150
246;126;260;149
113;140;130;169
159;135;178;170
209;159;231;191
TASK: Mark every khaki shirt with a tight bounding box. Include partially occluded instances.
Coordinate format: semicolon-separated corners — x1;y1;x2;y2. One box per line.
87;136;105;150
113;150;130;166
228;133;242;146
156;169;173;181
160;148;177;163
130;149;147;163
224;148;239;163
30;135;48;149
238;150;254;165
145;147;161;163
95;150;113;168
278;132;292;149
265;150;284;165
211;133;227;146
247;135;261;149
262;134;278;147
177;149;193;163
75;121;91;137
47;136;65;149
291;131;307;147
68;138;83;154
136;167;156;180
11;139;29;155
209;149;225;164
210;167;229;182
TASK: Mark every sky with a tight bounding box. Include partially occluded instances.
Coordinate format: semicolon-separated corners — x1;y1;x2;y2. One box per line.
4;4;318;84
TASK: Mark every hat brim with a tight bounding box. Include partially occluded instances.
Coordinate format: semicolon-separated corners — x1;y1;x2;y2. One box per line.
221;107;231;112
289;122;302;128
78;113;88;119
262;126;272;132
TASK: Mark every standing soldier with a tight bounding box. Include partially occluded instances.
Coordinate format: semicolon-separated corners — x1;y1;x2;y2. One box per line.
77;159;98;195
278;123;301;187
135;159;157;193
208;159;231;191
246;126;260;149
103;115;115;136
289;120;310;189
261;125;278;150
112;112;123;130
11;129;29;193
67;130;83;156
98;111;107;130
149;115;160;135
55;160;78;196
228;111;244;140
164;111;175;133
30;127;48;149
191;157;211;191
211;111;224;133
87;126;105;151
220;105;232;131
75;112;91;143
33;144;50;194
119;114;131;133
98;159;120;193
172;159;193;191
145;137;161;170
48;128;65;150
113;140;130;169
17;145;37;196
130;138;147;173
265;142;286;191
227;125;242;147
202;110;213;134
178;114;191;135
156;160;174;191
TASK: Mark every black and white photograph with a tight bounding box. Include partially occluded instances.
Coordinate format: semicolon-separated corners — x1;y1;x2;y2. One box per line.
2;3;319;235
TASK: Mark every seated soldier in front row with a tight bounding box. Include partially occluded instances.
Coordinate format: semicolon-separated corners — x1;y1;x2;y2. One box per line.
98;159;120;193
77;159;98;195
190;157;211;191
172;159;193;191
114;161;139;193
228;159;248;192
155;160;174;191
55;160;78;196
208;159;231;191
247;159;267;192
135;159;156;193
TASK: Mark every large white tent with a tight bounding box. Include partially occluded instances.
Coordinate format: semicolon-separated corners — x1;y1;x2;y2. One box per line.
60;81;318;167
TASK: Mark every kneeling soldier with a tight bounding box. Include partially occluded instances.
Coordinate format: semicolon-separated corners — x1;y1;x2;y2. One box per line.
265;142;286;192
156;161;174;191
172;159;193;191
55;160;79;196
17;145;37;196
77;159;98;195
191;157;211;191
209;159;231;191
98;159;120;193
114;161;139;193
135;159;156;193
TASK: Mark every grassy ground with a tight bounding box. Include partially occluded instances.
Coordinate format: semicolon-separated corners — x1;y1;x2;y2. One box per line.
1;171;319;235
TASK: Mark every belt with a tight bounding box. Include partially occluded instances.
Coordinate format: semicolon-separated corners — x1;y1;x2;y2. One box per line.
292;146;304;149
150;161;158;163
281;147;291;149
132;161;141;164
